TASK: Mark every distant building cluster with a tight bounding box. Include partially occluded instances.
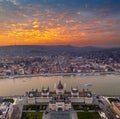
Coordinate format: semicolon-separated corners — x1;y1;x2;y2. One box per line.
0;55;120;76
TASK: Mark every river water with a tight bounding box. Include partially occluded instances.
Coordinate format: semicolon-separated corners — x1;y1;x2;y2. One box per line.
0;74;120;96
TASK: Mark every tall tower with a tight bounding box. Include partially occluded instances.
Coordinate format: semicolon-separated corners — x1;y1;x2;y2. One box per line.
56;81;64;94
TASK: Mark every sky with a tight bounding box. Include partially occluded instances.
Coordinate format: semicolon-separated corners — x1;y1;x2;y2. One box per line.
0;0;120;47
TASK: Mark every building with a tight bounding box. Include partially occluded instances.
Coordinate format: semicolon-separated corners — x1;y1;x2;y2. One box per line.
27;81;93;111
71;87;79;97
49;94;71;111
56;81;64;94
0;102;13;119
41;87;49;97
112;102;120;117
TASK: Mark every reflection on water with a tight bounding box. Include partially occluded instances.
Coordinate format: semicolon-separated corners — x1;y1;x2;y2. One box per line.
0;75;120;96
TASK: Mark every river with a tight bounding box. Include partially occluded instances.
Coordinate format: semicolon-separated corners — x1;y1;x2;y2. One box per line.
0;74;120;96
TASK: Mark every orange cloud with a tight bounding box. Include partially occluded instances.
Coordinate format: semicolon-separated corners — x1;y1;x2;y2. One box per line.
0;12;119;47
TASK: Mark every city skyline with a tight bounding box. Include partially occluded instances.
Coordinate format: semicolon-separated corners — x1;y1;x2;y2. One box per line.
0;0;120;47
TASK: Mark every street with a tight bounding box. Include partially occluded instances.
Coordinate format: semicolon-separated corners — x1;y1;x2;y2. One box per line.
93;95;118;119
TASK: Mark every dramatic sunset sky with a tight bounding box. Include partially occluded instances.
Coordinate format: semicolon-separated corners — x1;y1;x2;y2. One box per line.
0;0;120;47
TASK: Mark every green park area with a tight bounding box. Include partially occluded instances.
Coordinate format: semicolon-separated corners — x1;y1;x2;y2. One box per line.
77;112;100;119
3;98;14;103
108;98;119;103
23;105;47;111
22;112;43;119
73;105;100;111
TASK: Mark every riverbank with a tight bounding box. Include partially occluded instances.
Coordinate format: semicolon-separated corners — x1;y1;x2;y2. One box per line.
0;71;120;79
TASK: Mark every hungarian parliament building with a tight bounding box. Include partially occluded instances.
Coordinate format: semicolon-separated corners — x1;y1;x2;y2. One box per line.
26;81;93;111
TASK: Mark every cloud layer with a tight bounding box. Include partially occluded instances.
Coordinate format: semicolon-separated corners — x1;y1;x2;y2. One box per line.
0;0;120;47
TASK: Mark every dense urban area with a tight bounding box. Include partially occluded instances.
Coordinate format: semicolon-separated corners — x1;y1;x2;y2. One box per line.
0;55;120;76
0;46;120;119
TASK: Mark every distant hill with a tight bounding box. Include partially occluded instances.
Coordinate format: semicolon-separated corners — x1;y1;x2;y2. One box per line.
88;47;120;60
0;45;119;58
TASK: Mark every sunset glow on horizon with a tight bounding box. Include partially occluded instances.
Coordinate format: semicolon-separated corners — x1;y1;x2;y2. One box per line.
0;0;120;47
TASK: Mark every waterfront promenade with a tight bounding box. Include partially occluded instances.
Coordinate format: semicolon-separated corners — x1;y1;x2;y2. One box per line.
0;71;120;79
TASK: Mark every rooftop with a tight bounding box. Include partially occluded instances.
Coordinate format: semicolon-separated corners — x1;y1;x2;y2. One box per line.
57;81;63;90
0;102;11;118
42;87;49;93
71;87;78;93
